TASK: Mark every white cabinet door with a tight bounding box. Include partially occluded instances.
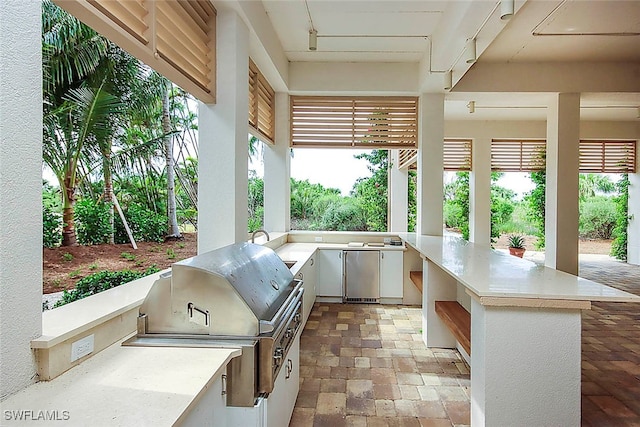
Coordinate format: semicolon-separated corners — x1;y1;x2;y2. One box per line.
380;250;403;299
180;369;226;426
266;333;300;427
317;249;343;297
297;253;317;324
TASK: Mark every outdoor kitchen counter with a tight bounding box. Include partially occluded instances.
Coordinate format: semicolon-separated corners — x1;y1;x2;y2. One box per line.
400;233;639;304
275;242;405;275
399;232;640;427
1;338;240;426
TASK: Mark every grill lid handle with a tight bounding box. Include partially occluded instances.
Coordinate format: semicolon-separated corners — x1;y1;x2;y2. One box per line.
259;279;303;334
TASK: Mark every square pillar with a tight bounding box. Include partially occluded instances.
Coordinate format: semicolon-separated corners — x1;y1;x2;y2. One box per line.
198;10;249;253
545;93;580;275
470;137;491;245
389;150;408;232
263;93;291;232
422;259;457;348
417;94;444;236
471;300;581;426
627;165;640;265
0;0;42;398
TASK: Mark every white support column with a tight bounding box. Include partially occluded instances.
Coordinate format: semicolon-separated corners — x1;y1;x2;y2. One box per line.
545;93;580;275
470;137;491;245
627;158;640;265
422;259;457;348
198;10;249;254
0;0;42;399
470;300;581;426
264;93;291;232
417;94;445;236
389;150;408;232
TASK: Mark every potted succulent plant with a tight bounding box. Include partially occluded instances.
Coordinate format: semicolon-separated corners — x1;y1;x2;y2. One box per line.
508;234;526;258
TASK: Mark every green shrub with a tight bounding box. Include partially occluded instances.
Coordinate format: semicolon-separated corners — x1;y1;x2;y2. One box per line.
248;206;264;233
443;201;465;229
115;203;167;243
53;266;159;308
43;206;62;248
579;196;616;239
497;203;539;236
75;199;112;245
525;170;546;249
319;199;368;231
611;174;629;261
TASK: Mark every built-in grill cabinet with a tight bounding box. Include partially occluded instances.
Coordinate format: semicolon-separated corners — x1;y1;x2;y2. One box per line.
124;243;303;407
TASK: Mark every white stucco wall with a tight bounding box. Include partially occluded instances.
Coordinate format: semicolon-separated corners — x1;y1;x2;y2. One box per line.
197;10;250;253
417;94;445;236
263;93;291;232
0;0;42;400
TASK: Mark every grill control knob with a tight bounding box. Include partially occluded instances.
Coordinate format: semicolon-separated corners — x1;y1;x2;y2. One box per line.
274;347;284;360
294;313;301;323
285;327;293;338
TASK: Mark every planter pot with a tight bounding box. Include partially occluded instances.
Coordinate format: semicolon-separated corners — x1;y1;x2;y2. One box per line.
509;247;525;258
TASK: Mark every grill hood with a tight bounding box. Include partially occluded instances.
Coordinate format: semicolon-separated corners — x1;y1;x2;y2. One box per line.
139;242;297;336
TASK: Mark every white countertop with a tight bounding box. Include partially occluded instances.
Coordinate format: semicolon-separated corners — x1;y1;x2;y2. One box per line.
1;339;240;426
400;233;639;303
33;269;169;349
275;242;405;275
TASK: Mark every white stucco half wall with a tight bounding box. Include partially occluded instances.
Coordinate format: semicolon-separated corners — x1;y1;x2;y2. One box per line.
0;0;42;400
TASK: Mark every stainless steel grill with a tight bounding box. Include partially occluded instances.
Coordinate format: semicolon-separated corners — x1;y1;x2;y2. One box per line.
124;242;303;407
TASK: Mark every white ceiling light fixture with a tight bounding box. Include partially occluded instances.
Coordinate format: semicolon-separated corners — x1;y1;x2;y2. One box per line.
444;70;453;91
309;29;317;51
465;38;477;64
467;101;476;114
500;0;514;21
304;0;317;51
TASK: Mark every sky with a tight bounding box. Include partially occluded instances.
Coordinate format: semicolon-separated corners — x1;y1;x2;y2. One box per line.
290;149;373;196
284;148;537;199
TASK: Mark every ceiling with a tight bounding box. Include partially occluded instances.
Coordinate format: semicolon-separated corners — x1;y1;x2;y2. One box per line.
259;0;640;121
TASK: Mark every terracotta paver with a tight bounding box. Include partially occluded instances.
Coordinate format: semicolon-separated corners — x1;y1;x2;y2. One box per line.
291;255;640;426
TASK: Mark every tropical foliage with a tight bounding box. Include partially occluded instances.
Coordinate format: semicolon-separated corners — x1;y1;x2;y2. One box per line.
525;170;546;249
611;174;629;260
42;1;198;247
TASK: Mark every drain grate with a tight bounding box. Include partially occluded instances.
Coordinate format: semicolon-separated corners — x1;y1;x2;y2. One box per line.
344;297;379;304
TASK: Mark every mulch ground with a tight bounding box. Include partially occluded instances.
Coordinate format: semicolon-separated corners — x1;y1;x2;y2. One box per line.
43;233;197;294
42;232;612;294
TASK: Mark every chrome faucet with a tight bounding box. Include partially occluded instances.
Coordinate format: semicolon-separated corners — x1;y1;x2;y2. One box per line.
251;229;270;243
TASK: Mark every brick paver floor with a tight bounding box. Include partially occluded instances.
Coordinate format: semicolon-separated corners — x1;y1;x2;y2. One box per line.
579;256;640;427
291;255;640;426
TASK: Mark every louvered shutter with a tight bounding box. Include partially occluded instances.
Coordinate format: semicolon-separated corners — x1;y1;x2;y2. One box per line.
579;140;636;173
291;96;418;148
491;140;546;172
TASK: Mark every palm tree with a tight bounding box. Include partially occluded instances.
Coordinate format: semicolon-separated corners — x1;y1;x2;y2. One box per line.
579;173;615;200
43;83;122;245
162;79;181;238
42;0;119;245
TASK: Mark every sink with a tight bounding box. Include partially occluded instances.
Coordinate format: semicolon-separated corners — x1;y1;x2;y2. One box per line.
282;260;297;269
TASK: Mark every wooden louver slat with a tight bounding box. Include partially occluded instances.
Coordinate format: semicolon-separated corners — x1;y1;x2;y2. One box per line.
579;140;636;173
491;139;546;172
443;139;472;171
396;139;471;171
291;96;418;149
87;0;149;44
248;59;275;144
60;0;216;103
397;149;417;169
155;0;215;94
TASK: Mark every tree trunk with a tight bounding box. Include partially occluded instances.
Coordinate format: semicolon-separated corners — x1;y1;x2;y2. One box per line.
102;146;115;244
61;174;77;246
162;81;181;239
